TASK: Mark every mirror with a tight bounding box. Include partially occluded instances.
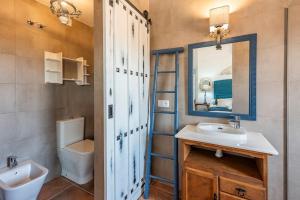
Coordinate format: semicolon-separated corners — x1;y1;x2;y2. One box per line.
188;34;257;120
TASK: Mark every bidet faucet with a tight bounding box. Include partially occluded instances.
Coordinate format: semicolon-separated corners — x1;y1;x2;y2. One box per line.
229;115;241;129
7;156;18;169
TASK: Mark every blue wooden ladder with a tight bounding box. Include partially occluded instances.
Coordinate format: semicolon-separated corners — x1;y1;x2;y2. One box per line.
144;47;184;200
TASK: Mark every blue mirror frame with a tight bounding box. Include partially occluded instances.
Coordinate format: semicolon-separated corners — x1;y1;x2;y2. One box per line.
188;34;257;120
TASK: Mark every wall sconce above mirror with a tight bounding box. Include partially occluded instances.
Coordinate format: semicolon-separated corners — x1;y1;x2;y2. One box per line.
188;34;257;120
209;5;230;50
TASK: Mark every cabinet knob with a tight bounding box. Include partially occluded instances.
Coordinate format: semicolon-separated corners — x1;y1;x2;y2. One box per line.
235;187;246;197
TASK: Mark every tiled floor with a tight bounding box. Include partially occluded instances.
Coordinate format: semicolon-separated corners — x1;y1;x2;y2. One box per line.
39;177;172;200
38;177;94;200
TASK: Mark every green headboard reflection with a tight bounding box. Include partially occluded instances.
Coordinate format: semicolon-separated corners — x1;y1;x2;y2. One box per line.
214;79;232;99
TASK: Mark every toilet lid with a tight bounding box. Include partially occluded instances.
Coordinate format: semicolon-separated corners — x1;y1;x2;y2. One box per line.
65;139;94;155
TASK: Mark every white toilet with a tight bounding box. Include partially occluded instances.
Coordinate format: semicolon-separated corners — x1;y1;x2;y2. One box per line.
56;117;94;185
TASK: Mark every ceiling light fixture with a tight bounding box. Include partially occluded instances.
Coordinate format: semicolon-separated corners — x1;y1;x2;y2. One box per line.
209;5;230;50
50;0;82;26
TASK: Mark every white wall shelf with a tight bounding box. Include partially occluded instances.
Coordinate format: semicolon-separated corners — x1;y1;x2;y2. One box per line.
44;51;63;84
44;51;91;86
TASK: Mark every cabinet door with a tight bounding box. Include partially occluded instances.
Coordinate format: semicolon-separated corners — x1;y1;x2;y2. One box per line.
183;168;218;200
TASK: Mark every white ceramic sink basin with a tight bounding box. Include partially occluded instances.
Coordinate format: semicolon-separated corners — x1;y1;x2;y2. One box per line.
196;123;247;141
0;160;48;200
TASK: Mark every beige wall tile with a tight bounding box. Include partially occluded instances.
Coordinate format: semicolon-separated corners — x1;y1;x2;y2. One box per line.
16;84;55;112
16;110;56;142
288;81;300;118
0;113;18;145
257;46;285;83
16;56;44;84
0;84;16;114
0;54;15;84
256;81;284;119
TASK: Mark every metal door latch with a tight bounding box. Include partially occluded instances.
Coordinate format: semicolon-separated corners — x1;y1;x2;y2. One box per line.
108;105;113;119
117;132;122;141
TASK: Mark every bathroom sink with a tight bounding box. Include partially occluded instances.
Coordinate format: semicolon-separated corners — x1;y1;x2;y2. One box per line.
0;160;48;200
196;123;247;141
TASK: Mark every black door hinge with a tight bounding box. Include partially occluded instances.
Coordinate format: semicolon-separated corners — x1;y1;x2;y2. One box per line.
109;0;113;7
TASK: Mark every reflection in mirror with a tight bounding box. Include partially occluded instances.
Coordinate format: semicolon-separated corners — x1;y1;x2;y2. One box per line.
193;41;250;114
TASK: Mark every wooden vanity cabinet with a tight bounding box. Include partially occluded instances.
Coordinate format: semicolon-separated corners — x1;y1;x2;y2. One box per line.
181;140;269;200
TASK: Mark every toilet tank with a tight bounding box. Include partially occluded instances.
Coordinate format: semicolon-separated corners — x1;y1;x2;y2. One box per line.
56;117;84;149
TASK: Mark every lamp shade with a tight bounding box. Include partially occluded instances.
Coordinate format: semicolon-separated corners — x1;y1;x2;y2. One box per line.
209;5;229;30
199;78;212;91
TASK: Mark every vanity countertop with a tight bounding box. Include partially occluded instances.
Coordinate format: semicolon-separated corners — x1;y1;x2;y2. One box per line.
176;125;278;156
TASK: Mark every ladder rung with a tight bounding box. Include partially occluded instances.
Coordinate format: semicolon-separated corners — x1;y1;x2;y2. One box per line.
151;153;174;160
154;111;176;115
153;131;174;136
156;90;176;94
152;47;184;55
150;175;175;185
157;71;176;74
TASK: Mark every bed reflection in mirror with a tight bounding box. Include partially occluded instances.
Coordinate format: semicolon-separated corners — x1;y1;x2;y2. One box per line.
193;41;250;114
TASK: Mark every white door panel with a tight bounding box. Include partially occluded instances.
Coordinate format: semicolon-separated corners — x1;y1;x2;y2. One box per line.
114;71;129;200
128;10;141;196
128;75;140;194
114;1;129;199
105;1;115;199
105;0;149;198
139;21;149;181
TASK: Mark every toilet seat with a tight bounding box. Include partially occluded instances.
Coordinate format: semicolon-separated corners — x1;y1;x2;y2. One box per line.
65;139;94;155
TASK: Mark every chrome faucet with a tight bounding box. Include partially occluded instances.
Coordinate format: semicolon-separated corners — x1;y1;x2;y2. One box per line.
229;115;241;129
7;156;18;169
